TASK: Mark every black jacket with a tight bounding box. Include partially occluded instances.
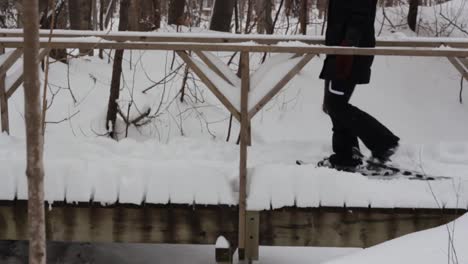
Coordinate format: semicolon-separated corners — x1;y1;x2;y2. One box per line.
319;0;378;84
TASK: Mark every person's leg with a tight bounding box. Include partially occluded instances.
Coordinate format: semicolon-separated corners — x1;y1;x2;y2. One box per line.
323;80;361;165
326;80;400;162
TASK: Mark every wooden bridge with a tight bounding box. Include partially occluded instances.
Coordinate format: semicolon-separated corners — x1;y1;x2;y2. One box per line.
0;30;467;263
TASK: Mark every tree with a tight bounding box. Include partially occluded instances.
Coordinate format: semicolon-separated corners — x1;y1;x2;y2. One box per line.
210;0;236;32
100;0;117;31
317;0;327;19
300;0;308;35
0;0;20;28
40;0;68;62
254;0;273;34
68;0;93;54
129;0;161;31
22;0;46;263
168;0;186;25
68;0;93;31
408;0;419;32
153;0;162;29
106;0;130;139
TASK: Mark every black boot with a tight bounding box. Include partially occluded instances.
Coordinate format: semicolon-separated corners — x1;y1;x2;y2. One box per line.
318;148;363;172
369;142;399;165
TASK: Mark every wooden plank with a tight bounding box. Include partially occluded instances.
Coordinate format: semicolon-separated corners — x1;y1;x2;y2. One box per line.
0;202;239;244
258;207;462;248
0;202;463;248
6;48;49;99
194;51;236;86
0;73;8;134
0;48;23;77
249;54;315;118
448;57;468;81
0;40;467;57
1;29;468;48
0;48;8;134
238;51;250;259
176;51;241;122
460;57;468;68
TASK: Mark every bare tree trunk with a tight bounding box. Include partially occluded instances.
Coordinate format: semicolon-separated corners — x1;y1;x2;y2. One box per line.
106;0;130;139
285;0;293;16
244;0;253;33
300;0;307;34
153;0;161;29
23;0;46;263
161;0;168;21
168;0;186;25
263;0;273;34
92;0;98;30
99;0;107;59
408;0;418;32
15;1;24;27
255;0;265;33
317;0;327;19
39;0;67;62
239;0;246;24
104;0;117;29
210;0;236;32
127;0;160;31
68;0;93;55
134;0;160;30
129;0;140;30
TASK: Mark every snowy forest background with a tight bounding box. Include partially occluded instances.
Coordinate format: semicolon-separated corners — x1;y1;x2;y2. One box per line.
1;0;467;143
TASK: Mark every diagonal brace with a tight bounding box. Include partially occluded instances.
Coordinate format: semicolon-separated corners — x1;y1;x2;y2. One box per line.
6;48;49;99
460;57;467;69
177;50;241;122
249;53;315;119
0;49;23;77
194;51;240;87
447;57;468;81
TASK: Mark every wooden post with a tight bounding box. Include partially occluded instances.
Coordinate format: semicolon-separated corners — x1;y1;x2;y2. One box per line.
245;211;259;261
0;47;8;134
238;51;250;261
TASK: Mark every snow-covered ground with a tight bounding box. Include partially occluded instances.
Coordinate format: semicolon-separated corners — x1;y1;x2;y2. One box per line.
326;213;468;264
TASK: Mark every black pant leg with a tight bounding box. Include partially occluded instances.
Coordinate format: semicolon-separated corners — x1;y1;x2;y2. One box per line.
325;80;400;157
324;80;360;159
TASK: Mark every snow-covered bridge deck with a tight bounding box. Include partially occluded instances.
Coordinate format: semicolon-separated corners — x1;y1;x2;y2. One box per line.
0;137;467;260
1;137;467;210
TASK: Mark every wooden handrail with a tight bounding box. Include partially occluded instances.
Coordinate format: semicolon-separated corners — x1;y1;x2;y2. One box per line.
0;38;467;57
0;29;467;48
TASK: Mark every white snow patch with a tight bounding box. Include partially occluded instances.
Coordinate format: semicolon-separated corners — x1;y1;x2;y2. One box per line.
215;236;230;249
